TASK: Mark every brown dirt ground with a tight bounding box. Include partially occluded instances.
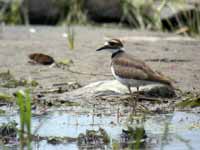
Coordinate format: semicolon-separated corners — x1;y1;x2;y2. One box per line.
0;25;200;93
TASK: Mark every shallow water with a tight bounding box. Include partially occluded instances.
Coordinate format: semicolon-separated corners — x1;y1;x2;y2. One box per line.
1;110;200;150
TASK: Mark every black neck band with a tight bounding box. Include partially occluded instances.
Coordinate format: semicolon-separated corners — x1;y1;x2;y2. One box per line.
111;50;124;58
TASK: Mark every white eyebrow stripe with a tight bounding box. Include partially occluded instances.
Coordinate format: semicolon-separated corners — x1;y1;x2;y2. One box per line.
110;39;117;43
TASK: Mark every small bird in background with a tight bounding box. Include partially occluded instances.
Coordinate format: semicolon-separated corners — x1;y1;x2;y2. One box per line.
96;39;174;114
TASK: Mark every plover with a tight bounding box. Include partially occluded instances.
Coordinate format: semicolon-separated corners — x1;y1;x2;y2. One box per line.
96;39;174;113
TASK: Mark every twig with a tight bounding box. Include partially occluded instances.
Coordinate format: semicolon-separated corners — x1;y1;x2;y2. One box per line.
53;83;71;86
67;67;112;77
138;96;162;102
96;94;162;103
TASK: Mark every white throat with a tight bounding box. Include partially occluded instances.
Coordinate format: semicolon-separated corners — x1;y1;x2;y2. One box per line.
107;48;125;55
108;48;122;54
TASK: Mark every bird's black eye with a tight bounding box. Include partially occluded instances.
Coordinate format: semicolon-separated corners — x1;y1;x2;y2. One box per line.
108;41;116;46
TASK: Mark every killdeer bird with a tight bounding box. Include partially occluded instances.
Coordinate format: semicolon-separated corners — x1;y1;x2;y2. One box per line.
96;39;173;113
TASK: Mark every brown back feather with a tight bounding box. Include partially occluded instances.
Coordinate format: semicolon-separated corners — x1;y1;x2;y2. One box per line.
112;52;173;86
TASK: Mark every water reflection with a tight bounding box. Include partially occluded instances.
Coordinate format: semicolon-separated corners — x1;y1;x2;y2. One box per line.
0;111;200;150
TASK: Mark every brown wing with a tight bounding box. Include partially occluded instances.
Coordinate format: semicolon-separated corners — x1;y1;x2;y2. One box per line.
112;52;173;86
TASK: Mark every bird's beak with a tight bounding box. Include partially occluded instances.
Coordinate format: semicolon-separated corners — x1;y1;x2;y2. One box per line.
96;45;110;51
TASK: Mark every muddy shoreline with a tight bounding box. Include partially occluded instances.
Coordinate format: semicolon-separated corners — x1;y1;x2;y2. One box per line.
0;25;200;149
0;26;200;91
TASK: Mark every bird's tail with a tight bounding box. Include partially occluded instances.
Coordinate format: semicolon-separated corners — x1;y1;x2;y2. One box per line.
155;71;177;89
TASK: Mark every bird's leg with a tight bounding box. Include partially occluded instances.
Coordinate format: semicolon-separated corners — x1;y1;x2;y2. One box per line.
127;86;136;114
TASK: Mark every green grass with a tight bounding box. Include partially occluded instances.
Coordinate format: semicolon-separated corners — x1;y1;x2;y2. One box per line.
0;0;200;36
0;109;5;114
0;0;22;24
66;26;75;50
120;0;200;36
56;0;87;24
134;127;145;150
120;0;163;30
0;70;39;88
66;0;87;24
176;93;200;108
112;140;120;150
162;0;200;36
16;89;32;150
0;93;13;103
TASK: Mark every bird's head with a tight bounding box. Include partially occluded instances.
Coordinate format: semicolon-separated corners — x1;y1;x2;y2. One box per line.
96;39;124;54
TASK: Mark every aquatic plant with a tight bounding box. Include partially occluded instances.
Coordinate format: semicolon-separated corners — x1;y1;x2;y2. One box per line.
176;93;200;108
0;70;38;88
0;121;17;144
0;93;13;103
0;109;5;115
134;127;146;150
112;140;120;150
0;121;17;137
77;128;110;148
160;122;170;150
176;135;193;150
16;89;32;150
120;126;147;149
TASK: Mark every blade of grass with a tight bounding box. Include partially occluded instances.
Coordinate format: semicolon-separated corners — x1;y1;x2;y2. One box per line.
67;26;75;50
25;89;31;136
16;89;32;150
24;89;32;150
17;91;25;137
16;90;25;149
